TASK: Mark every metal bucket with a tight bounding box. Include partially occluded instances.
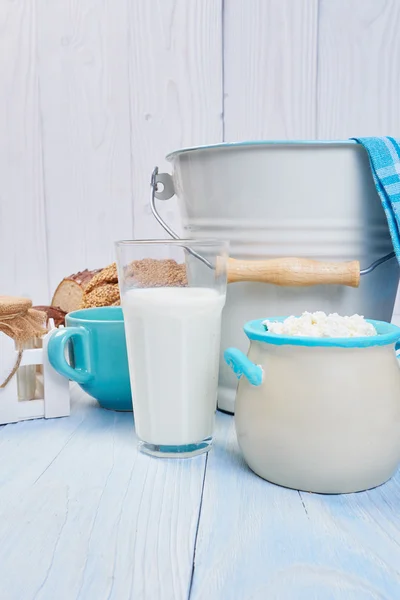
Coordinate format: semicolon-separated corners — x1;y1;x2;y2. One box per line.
152;140;399;413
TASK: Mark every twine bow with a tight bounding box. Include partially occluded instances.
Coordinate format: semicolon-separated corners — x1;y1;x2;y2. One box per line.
0;296;47;389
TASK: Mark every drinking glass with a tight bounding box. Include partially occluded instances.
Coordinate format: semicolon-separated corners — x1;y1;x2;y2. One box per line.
115;239;229;458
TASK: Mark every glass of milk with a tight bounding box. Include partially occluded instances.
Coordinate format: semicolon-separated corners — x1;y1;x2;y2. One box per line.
115;239;229;458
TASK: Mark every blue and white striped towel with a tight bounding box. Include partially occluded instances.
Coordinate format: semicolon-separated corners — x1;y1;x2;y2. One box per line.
353;136;400;264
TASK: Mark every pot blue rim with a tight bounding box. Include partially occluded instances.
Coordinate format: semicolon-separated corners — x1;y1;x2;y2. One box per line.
244;317;400;348
166;139;357;161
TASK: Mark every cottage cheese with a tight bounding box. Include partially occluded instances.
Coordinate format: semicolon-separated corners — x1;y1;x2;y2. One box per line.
263;312;377;338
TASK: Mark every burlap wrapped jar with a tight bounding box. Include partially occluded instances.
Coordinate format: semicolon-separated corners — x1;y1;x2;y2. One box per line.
0;297;47;390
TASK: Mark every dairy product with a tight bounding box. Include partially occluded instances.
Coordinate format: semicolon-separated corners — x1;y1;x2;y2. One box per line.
263;311;377;338
122;287;225;446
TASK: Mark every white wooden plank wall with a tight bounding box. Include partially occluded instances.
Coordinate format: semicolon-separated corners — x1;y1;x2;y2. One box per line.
1;0;400;311
0;0;49;301
223;0;318;141
37;0;133;295
128;0;223;240
317;0;400;138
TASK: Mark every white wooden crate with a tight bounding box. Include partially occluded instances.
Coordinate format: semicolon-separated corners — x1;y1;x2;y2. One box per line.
0;325;70;425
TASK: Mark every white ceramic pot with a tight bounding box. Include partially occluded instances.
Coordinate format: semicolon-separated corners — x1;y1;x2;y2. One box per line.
225;318;400;494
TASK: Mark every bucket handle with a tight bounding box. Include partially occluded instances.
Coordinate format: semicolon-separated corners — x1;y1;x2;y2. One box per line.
151;167;214;269
151;167;180;240
150;167;395;286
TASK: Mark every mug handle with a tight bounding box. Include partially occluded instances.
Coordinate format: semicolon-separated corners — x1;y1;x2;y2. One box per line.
47;327;93;384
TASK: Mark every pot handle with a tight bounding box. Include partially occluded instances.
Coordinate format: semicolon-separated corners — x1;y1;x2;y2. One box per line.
224;348;263;386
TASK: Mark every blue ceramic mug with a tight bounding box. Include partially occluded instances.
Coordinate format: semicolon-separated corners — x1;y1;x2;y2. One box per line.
47;307;132;411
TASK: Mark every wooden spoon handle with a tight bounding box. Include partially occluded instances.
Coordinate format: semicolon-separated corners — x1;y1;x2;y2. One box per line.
227;257;360;288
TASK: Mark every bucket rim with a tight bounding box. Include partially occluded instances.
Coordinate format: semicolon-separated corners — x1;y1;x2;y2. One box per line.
166;139;357;161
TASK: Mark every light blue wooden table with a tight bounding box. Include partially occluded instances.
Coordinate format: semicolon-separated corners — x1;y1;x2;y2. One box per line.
1;386;400;600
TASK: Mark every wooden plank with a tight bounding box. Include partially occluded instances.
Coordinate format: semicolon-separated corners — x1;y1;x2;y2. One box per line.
0;0;49;303
223;0;318;141
128;0;223;239
297;480;400;598
0;385;90;510
18;399;45;420
317;0;400;138
0;387;206;600
0;334;19;425
317;0;400;314
19;348;43;367
190;412;400;599
37;0;133;294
